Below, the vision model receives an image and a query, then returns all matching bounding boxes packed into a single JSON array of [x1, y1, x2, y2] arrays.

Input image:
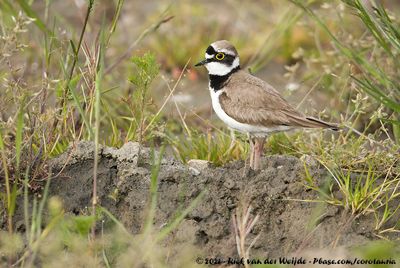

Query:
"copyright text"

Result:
[[195, 256, 397, 266]]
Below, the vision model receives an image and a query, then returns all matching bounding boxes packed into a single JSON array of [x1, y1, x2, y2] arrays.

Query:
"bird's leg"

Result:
[[249, 136, 255, 170], [242, 135, 252, 177], [228, 128, 236, 152], [253, 137, 266, 170]]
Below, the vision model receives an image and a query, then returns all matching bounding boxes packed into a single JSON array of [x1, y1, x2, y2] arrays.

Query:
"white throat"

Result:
[[205, 57, 239, 76]]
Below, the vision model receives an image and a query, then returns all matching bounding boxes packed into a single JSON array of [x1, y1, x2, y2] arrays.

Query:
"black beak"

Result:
[[195, 58, 209, 67]]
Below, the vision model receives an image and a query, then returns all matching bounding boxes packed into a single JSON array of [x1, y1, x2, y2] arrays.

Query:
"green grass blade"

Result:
[[371, 3, 400, 52], [143, 146, 165, 234], [351, 76, 400, 113], [24, 169, 30, 243], [349, 0, 392, 55], [107, 0, 125, 44], [289, 0, 393, 86], [156, 190, 205, 242], [91, 17, 106, 238], [68, 79, 94, 138], [16, 0, 50, 33], [0, 132, 10, 208], [0, 131, 13, 233], [36, 174, 52, 237], [1, 0, 17, 16], [290, 0, 400, 142], [97, 206, 130, 235], [15, 105, 24, 178], [10, 183, 18, 217], [56, 0, 95, 132]]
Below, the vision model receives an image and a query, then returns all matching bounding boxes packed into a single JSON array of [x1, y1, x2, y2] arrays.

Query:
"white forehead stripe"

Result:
[[205, 53, 213, 59], [216, 48, 236, 56]]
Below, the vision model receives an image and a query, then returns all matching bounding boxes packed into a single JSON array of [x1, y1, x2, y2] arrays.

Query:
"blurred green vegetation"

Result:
[[1, 0, 400, 266]]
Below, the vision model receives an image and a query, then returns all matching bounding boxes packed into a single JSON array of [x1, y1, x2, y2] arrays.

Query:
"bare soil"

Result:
[[9, 142, 399, 260]]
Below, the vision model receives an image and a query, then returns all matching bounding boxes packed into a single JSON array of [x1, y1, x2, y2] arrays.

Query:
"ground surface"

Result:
[[10, 142, 395, 261]]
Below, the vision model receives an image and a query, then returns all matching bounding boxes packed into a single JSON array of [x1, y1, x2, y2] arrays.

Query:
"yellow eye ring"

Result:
[[215, 53, 225, 60]]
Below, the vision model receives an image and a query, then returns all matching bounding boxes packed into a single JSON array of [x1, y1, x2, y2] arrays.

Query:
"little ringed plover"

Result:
[[195, 40, 338, 170]]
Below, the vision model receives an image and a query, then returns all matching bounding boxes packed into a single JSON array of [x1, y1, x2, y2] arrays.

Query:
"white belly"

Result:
[[210, 88, 291, 137]]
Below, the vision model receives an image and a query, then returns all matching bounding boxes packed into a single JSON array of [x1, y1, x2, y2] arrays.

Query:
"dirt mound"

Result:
[[11, 142, 390, 258]]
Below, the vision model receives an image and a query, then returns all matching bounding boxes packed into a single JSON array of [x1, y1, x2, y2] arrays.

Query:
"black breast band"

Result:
[[209, 66, 240, 91]]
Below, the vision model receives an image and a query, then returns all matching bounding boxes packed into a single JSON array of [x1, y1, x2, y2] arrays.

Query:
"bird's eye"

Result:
[[215, 53, 225, 60]]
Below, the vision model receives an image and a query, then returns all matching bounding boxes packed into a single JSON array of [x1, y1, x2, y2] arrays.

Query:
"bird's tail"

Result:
[[305, 117, 339, 131], [283, 111, 339, 130]]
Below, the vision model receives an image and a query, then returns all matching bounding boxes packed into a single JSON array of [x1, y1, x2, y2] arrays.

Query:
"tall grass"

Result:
[[91, 18, 107, 239], [1, 0, 400, 265], [290, 0, 400, 143], [232, 205, 260, 268], [0, 0, 185, 265], [0, 0, 171, 189], [169, 129, 249, 165], [129, 52, 160, 148], [0, 131, 13, 234], [1, 145, 205, 267]]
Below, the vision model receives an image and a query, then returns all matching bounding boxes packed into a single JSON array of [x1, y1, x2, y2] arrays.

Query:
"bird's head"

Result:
[[195, 40, 240, 76]]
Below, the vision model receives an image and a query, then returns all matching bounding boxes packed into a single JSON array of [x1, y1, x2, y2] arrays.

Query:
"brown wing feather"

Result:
[[220, 70, 338, 129]]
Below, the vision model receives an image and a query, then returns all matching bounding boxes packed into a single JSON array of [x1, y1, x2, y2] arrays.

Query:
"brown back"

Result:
[[219, 70, 337, 129]]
